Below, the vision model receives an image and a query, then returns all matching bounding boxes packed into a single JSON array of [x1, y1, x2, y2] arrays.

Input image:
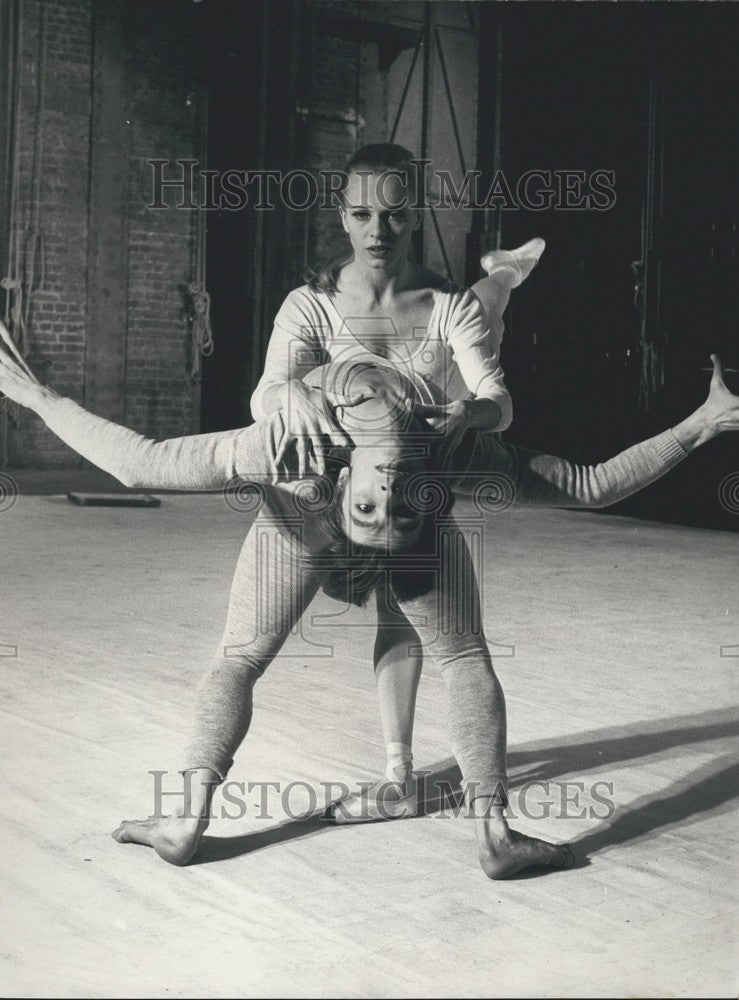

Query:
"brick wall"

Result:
[[2, 0, 202, 467], [3, 0, 479, 461], [124, 0, 202, 439]]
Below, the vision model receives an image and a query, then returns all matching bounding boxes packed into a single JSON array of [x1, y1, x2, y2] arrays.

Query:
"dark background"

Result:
[[201, 1, 737, 529], [1, 0, 736, 528]]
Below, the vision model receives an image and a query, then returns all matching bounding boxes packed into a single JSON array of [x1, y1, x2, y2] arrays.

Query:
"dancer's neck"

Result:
[[339, 257, 418, 305]]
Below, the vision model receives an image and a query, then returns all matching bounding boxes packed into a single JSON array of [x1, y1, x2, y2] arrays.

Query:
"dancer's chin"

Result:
[[359, 248, 402, 269]]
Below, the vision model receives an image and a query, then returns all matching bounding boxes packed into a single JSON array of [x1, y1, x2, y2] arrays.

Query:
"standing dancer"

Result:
[[251, 143, 543, 814], [2, 319, 736, 878]]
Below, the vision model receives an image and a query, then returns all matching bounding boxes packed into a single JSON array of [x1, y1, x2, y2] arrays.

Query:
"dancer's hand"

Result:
[[0, 320, 45, 409], [671, 355, 739, 453], [700, 355, 739, 435], [414, 399, 469, 435], [274, 378, 358, 477], [344, 366, 413, 411], [413, 400, 470, 468]]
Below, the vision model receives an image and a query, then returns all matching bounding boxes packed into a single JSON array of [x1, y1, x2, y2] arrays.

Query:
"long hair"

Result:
[[305, 143, 423, 296]]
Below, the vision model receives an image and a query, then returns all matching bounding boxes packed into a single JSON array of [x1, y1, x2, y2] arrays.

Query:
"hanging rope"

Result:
[[637, 21, 665, 417], [2, 1, 48, 464], [186, 203, 214, 380], [186, 279, 214, 383], [187, 55, 214, 384], [24, 0, 47, 347], [2, 0, 47, 359], [3, 1, 24, 347]]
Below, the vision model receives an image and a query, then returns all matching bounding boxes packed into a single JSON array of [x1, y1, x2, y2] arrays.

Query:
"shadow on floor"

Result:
[[7, 467, 204, 496], [193, 705, 739, 867]]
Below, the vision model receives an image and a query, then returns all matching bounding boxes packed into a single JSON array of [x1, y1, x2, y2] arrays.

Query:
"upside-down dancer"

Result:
[[1, 317, 736, 878]]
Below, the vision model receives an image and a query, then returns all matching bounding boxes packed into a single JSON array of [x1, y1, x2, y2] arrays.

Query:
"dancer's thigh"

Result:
[[221, 510, 325, 674], [374, 582, 422, 664], [393, 519, 489, 665]]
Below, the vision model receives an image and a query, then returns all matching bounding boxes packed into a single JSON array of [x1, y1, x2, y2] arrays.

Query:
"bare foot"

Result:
[[474, 815, 576, 879], [112, 812, 208, 866], [112, 768, 218, 866], [477, 827, 576, 880]]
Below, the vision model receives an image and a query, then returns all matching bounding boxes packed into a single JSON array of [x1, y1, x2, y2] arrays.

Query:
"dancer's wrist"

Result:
[[27, 383, 61, 416], [262, 379, 304, 414], [671, 405, 717, 452]]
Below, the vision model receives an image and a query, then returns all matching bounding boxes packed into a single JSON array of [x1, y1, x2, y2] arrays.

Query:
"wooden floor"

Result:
[[1, 488, 737, 998]]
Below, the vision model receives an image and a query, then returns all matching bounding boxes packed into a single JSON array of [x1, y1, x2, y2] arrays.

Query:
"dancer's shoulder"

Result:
[[276, 283, 322, 316], [273, 284, 333, 340], [431, 282, 485, 336]]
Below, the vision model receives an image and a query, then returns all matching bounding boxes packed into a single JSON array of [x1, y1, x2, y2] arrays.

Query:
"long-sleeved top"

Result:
[[249, 283, 514, 431], [36, 361, 688, 515]]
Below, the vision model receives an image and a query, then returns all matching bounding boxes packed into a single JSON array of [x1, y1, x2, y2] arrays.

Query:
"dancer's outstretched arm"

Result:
[[450, 356, 738, 507], [15, 387, 286, 490], [0, 321, 347, 490]]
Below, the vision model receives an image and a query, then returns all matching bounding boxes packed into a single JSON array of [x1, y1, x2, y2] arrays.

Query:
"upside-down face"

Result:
[[337, 439, 426, 551]]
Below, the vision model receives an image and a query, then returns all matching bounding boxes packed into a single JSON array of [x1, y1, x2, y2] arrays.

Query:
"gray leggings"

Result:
[[184, 508, 506, 801], [183, 428, 686, 800]]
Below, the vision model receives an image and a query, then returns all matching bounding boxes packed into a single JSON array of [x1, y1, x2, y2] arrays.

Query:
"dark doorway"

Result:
[[483, 3, 738, 529], [200, 0, 310, 433], [199, 1, 260, 432]]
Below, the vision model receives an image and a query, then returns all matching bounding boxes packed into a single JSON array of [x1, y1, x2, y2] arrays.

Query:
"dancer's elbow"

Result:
[[495, 397, 513, 433], [578, 471, 617, 508], [112, 452, 156, 489], [486, 391, 512, 433], [251, 379, 288, 420], [588, 492, 615, 509], [114, 466, 144, 489]]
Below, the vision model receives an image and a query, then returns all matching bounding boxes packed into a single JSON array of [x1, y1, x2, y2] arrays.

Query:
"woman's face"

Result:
[[339, 442, 426, 550], [339, 170, 420, 271]]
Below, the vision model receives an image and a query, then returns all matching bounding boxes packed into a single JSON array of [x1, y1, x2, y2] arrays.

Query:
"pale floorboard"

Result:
[[1, 492, 737, 998]]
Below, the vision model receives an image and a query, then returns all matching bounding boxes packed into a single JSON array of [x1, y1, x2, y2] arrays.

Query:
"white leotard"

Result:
[[250, 283, 513, 430]]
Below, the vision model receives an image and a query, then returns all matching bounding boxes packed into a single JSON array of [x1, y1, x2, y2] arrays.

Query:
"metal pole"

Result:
[[491, 10, 504, 250], [419, 2, 434, 262]]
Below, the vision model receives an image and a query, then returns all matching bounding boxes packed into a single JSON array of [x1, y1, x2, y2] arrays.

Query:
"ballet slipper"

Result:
[[326, 773, 419, 824], [480, 237, 546, 288]]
